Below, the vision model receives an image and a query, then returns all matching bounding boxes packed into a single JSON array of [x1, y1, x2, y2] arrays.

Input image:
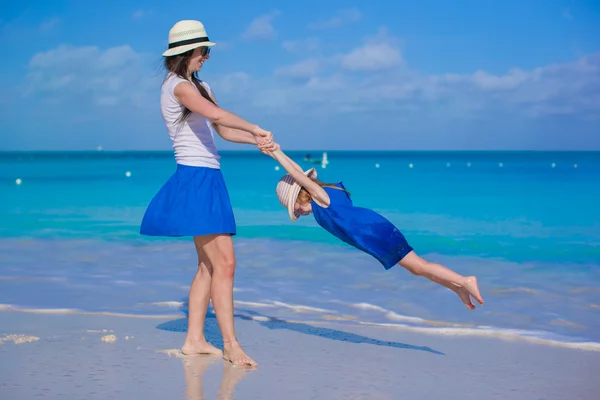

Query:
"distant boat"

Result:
[[304, 152, 329, 168]]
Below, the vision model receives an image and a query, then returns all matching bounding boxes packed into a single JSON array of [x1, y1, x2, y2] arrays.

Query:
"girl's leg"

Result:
[[195, 234, 256, 366], [182, 239, 223, 356], [399, 251, 484, 310]]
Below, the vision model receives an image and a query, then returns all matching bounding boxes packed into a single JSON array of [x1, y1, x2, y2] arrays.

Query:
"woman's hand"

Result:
[[257, 137, 279, 154], [252, 126, 273, 142]]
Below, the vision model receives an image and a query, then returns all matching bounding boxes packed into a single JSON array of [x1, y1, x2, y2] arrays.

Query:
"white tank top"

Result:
[[160, 73, 220, 168]]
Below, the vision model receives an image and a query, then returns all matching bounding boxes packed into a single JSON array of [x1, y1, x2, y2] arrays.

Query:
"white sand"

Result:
[[0, 310, 598, 399]]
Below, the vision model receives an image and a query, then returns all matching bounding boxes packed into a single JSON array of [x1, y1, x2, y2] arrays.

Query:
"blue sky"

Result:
[[1, 0, 599, 151]]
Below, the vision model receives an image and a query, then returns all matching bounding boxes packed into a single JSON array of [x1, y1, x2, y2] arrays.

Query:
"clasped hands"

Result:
[[253, 127, 279, 154]]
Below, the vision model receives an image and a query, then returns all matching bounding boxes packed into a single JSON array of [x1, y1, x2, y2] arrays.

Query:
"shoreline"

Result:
[[1, 309, 598, 399], [2, 304, 599, 353]]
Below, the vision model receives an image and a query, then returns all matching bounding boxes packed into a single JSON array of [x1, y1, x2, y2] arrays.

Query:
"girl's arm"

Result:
[[270, 149, 330, 206], [261, 143, 303, 172]]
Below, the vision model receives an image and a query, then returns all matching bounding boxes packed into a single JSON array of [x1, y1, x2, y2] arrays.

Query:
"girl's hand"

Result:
[[257, 138, 279, 154], [256, 136, 277, 153]]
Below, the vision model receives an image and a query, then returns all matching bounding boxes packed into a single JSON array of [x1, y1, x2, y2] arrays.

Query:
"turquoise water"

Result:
[[1, 151, 599, 345]]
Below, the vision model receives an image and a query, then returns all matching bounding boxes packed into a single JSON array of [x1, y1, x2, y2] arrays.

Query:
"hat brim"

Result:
[[162, 41, 216, 57], [286, 168, 317, 222]]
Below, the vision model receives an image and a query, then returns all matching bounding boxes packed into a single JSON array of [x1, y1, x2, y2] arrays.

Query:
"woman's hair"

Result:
[[164, 49, 216, 123], [297, 177, 350, 205]]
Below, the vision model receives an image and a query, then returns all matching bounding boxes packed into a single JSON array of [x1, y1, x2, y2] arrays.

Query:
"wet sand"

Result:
[[0, 309, 598, 399]]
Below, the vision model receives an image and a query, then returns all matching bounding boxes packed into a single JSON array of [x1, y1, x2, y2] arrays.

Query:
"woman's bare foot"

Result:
[[181, 340, 223, 356], [223, 341, 257, 367]]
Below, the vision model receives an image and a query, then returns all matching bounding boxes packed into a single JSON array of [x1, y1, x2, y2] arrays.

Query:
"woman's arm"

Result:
[[212, 124, 256, 145], [206, 90, 274, 148], [174, 82, 270, 139], [270, 149, 330, 206]]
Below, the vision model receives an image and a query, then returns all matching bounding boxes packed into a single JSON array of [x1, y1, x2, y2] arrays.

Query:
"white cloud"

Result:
[[21, 31, 600, 140], [39, 17, 60, 32], [241, 11, 280, 40], [213, 46, 600, 123], [282, 37, 320, 53], [25, 44, 158, 108], [132, 10, 146, 19], [275, 59, 321, 78], [441, 68, 529, 91], [340, 42, 403, 71], [308, 8, 362, 30]]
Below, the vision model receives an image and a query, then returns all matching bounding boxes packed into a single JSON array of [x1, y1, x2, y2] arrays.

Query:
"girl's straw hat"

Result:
[[163, 20, 216, 57], [276, 168, 317, 222]]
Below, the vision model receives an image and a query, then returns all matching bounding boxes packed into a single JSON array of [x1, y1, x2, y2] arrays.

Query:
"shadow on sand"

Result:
[[156, 307, 444, 356]]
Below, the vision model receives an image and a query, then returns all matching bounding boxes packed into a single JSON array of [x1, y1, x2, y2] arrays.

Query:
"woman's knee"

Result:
[[197, 234, 237, 280], [213, 256, 236, 279]]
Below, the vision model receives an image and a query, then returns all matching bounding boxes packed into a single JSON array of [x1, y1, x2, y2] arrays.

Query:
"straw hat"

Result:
[[276, 168, 318, 222], [163, 20, 216, 57]]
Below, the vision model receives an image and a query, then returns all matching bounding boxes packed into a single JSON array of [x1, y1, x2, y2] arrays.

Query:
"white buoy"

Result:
[[375, 163, 380, 168], [551, 163, 556, 168], [409, 163, 414, 168], [274, 166, 280, 171], [15, 178, 22, 185], [574, 164, 578, 168], [499, 162, 503, 168], [467, 162, 471, 167], [125, 171, 131, 177]]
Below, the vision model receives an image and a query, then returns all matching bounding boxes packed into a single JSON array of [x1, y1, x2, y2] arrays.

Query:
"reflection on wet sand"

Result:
[[182, 356, 256, 400]]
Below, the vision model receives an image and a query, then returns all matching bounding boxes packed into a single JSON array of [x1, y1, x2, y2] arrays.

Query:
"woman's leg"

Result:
[[399, 251, 484, 310], [182, 239, 223, 356], [195, 233, 256, 366]]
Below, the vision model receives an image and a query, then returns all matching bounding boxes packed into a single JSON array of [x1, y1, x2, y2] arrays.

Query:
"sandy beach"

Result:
[[1, 308, 598, 400]]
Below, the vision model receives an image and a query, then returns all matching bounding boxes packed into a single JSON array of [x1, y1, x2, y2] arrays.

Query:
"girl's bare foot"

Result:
[[453, 276, 484, 310], [181, 340, 223, 356], [223, 341, 257, 367], [463, 276, 484, 305], [455, 286, 476, 310]]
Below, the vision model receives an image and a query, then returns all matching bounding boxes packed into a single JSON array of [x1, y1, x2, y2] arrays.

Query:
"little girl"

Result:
[[269, 148, 484, 310]]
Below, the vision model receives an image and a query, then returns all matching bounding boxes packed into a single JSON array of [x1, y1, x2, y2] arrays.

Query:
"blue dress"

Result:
[[311, 183, 413, 269]]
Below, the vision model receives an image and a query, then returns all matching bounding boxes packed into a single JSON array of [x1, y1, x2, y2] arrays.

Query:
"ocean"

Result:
[[1, 150, 599, 347]]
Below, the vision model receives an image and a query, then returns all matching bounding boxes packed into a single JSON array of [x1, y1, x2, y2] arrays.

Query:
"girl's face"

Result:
[[188, 46, 211, 74], [293, 201, 313, 219]]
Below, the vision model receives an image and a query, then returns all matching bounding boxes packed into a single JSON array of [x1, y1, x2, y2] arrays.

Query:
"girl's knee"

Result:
[[403, 263, 424, 276], [399, 252, 426, 275]]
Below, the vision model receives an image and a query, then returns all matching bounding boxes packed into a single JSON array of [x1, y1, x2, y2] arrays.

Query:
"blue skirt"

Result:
[[140, 164, 236, 237]]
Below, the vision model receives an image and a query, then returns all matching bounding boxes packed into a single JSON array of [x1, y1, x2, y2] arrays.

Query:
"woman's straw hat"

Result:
[[163, 20, 216, 57], [276, 168, 317, 222]]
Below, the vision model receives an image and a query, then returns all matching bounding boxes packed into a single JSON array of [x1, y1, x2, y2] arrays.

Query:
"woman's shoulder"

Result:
[[163, 73, 190, 89]]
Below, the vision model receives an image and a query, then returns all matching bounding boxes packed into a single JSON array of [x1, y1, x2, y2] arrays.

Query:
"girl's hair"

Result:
[[164, 49, 216, 123], [297, 177, 350, 205]]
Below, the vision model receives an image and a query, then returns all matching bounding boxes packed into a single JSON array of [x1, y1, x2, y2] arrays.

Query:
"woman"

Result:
[[141, 20, 274, 366]]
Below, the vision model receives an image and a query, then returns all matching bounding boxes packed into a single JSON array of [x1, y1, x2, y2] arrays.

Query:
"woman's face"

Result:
[[188, 46, 211, 74]]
